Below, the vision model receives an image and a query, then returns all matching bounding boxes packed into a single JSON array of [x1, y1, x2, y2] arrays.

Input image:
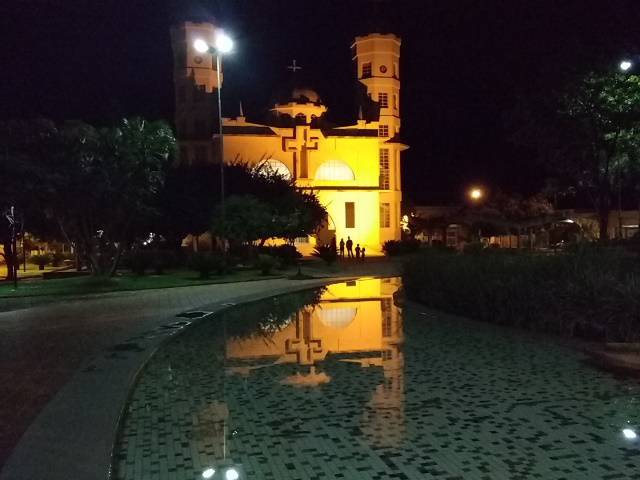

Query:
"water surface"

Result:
[[115, 277, 639, 479]]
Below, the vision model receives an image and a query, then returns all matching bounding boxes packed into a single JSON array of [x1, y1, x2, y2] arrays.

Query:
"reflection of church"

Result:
[[170, 22, 407, 254], [225, 277, 406, 447]]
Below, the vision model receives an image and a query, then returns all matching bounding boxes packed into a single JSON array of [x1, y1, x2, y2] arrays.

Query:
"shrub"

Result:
[[257, 244, 302, 267], [255, 254, 278, 275], [382, 239, 421, 256], [312, 244, 338, 265], [187, 252, 228, 279], [30, 254, 51, 270], [128, 250, 152, 276], [402, 247, 640, 342], [51, 252, 73, 267]]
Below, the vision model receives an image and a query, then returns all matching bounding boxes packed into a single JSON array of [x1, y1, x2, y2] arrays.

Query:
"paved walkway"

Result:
[[0, 259, 399, 475]]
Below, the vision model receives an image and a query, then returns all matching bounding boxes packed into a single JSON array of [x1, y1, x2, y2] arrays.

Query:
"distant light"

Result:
[[225, 468, 240, 480], [620, 60, 633, 71], [202, 468, 216, 479], [193, 38, 209, 53], [622, 428, 637, 440], [215, 31, 234, 54], [469, 188, 483, 201]]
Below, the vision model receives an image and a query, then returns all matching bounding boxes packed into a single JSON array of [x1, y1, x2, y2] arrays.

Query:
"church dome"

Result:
[[289, 87, 322, 104]]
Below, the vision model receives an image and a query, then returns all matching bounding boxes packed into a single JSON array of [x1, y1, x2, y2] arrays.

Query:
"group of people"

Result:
[[339, 236, 365, 260]]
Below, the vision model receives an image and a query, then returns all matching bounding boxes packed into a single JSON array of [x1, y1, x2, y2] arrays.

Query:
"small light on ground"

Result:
[[225, 467, 240, 480], [620, 60, 633, 71], [622, 428, 637, 440], [202, 467, 216, 479]]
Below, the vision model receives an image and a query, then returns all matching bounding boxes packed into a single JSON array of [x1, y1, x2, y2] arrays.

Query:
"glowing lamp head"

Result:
[[620, 60, 633, 72], [225, 467, 240, 480], [215, 31, 233, 54], [469, 188, 483, 201], [622, 428, 637, 440], [202, 468, 216, 479], [193, 38, 210, 54]]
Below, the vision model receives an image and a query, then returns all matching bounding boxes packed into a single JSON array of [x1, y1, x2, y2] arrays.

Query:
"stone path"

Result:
[[0, 259, 399, 474]]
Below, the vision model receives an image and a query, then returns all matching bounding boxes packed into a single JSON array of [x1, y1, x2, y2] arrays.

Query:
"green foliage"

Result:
[[187, 252, 229, 279], [29, 253, 51, 267], [257, 244, 301, 267], [51, 252, 73, 267], [212, 195, 273, 245], [403, 247, 640, 342], [255, 254, 278, 275], [382, 239, 421, 256], [127, 250, 153, 276], [513, 72, 640, 240], [0, 117, 176, 276], [224, 287, 326, 340], [312, 244, 338, 265]]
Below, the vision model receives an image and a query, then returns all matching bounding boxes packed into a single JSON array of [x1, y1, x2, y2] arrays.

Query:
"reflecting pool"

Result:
[[114, 277, 639, 479]]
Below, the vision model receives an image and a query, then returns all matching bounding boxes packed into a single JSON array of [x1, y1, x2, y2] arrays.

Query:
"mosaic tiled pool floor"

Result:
[[114, 278, 639, 479]]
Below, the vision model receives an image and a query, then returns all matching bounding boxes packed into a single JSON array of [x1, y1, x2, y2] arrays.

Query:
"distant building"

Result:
[[170, 22, 407, 254]]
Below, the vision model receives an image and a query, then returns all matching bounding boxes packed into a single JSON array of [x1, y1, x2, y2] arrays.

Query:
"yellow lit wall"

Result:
[[172, 23, 407, 254]]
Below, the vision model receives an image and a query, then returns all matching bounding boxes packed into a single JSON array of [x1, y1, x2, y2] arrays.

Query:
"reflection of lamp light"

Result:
[[318, 307, 358, 329], [623, 428, 637, 440], [202, 468, 215, 479], [226, 468, 240, 480]]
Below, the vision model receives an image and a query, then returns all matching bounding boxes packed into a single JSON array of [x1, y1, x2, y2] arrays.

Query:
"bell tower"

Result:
[[170, 21, 222, 165], [352, 33, 404, 244], [352, 33, 401, 137]]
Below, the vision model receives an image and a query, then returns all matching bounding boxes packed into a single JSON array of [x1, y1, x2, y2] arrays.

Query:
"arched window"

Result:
[[257, 159, 291, 180], [314, 160, 355, 181]]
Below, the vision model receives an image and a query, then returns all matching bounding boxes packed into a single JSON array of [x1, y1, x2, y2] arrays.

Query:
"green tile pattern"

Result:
[[114, 280, 639, 479]]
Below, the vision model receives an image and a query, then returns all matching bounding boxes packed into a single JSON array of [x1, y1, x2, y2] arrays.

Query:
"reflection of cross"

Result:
[[285, 311, 323, 365], [287, 59, 302, 73]]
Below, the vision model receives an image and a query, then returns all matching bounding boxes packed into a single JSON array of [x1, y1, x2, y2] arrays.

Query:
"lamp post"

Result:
[[468, 187, 485, 241], [194, 31, 233, 248]]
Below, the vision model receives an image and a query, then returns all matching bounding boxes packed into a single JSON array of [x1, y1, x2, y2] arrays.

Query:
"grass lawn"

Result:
[[0, 268, 290, 299]]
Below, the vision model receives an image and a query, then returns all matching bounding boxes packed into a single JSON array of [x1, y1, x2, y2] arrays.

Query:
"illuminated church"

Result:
[[171, 22, 407, 254]]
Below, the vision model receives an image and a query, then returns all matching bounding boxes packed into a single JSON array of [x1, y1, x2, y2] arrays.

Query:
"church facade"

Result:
[[171, 22, 407, 254]]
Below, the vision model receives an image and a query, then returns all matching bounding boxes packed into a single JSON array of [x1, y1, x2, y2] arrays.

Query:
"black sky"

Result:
[[2, 0, 640, 204]]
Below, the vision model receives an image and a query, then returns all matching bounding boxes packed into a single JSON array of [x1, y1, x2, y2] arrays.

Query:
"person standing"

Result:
[[346, 237, 353, 258], [361, 247, 365, 260], [355, 244, 361, 260], [339, 238, 345, 257]]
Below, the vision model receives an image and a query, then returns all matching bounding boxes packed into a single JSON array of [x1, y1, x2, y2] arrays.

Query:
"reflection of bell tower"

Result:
[[170, 21, 222, 165], [362, 280, 406, 447]]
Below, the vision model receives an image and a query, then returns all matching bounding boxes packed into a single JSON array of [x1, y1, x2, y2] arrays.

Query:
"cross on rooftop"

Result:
[[287, 59, 302, 73]]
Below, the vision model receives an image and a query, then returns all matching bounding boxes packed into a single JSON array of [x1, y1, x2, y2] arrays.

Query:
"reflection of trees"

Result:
[[225, 287, 326, 340]]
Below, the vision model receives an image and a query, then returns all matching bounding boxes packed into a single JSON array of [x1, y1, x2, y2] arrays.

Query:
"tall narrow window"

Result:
[[378, 124, 389, 137], [345, 202, 355, 228], [378, 92, 389, 108], [381, 298, 392, 336], [362, 62, 372, 78], [393, 94, 398, 110], [379, 148, 390, 190], [300, 146, 308, 178], [393, 62, 398, 78], [380, 202, 391, 228]]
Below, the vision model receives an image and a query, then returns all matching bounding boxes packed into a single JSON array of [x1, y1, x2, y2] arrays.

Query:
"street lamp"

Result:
[[469, 187, 483, 202], [620, 59, 633, 72], [193, 30, 233, 249]]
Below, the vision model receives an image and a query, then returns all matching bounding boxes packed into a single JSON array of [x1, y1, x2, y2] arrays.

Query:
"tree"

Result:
[[1, 117, 176, 276], [514, 72, 640, 241]]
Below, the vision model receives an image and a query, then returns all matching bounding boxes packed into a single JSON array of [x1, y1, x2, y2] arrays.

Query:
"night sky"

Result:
[[2, 0, 640, 204]]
